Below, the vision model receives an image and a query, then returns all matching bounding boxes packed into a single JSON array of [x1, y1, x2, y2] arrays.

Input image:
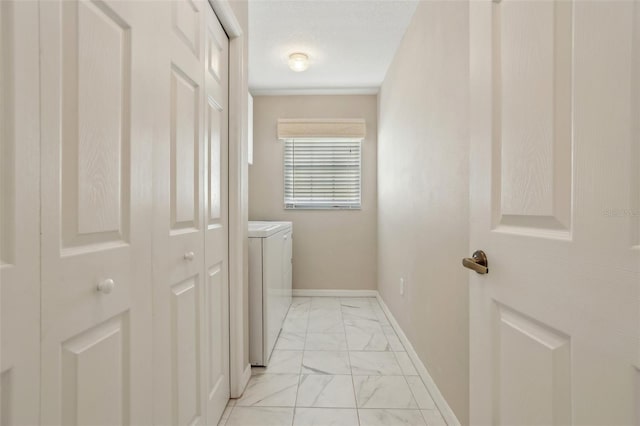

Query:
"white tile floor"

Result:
[[218, 297, 448, 426]]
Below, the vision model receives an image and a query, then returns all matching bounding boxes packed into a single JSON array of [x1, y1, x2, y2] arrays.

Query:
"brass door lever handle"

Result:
[[462, 250, 488, 274]]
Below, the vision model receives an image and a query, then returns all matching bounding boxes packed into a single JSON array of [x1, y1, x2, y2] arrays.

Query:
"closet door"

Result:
[[152, 0, 208, 424], [0, 2, 41, 424], [203, 6, 230, 424], [39, 0, 156, 423]]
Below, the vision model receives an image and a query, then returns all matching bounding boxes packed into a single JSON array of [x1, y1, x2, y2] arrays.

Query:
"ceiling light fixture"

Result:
[[288, 53, 309, 72]]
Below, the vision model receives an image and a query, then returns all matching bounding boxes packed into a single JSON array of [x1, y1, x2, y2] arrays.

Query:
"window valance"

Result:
[[277, 118, 366, 140]]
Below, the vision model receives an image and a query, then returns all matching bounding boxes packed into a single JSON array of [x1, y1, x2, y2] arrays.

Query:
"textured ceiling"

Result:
[[248, 0, 419, 95]]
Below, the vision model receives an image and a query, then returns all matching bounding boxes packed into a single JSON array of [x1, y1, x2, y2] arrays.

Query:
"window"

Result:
[[284, 138, 361, 209]]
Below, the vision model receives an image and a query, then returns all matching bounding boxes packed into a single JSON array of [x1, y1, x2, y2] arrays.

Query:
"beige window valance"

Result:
[[277, 119, 366, 140]]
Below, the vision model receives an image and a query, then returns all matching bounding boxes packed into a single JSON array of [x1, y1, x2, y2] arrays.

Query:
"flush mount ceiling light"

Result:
[[288, 53, 309, 72]]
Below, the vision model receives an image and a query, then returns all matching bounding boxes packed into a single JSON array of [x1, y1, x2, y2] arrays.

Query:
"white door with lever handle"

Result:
[[469, 1, 640, 424]]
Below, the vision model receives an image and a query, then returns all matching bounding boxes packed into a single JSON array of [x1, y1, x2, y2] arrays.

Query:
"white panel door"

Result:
[[0, 2, 40, 424], [469, 1, 640, 424], [152, 0, 208, 424], [39, 0, 156, 423], [203, 5, 230, 424]]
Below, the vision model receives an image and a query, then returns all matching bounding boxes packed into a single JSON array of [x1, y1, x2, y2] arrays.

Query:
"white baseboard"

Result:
[[292, 289, 378, 298], [376, 293, 461, 426]]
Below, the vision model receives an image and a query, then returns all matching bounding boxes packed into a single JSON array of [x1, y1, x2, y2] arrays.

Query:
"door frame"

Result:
[[208, 0, 251, 399]]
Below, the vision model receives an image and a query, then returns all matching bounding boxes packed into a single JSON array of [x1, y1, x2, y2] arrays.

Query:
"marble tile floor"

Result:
[[219, 297, 448, 426]]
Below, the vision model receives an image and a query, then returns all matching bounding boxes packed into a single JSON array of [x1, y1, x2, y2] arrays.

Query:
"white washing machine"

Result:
[[248, 221, 293, 366]]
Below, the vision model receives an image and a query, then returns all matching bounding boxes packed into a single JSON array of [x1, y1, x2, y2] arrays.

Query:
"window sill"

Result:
[[284, 205, 362, 211]]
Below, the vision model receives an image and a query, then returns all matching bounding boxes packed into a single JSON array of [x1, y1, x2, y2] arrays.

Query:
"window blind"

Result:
[[284, 138, 362, 209]]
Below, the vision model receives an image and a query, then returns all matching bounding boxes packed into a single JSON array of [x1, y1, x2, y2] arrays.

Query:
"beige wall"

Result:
[[249, 95, 377, 291], [377, 2, 470, 423]]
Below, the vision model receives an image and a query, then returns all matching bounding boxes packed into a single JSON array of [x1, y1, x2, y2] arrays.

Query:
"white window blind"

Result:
[[284, 138, 362, 209]]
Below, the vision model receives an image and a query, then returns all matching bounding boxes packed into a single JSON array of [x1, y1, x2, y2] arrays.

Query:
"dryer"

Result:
[[248, 221, 293, 366]]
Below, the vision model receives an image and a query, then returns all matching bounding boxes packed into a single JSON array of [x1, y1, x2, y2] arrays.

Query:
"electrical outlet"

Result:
[[400, 277, 405, 296]]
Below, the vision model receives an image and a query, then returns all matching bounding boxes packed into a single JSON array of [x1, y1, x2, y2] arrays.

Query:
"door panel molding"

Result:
[[171, 276, 202, 426], [60, 0, 132, 252], [491, 0, 573, 239], [170, 64, 201, 232], [173, 0, 201, 58], [494, 304, 571, 425], [61, 313, 130, 426]]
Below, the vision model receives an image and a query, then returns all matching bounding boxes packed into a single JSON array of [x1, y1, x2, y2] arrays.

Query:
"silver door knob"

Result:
[[97, 278, 115, 294], [184, 251, 195, 261], [462, 250, 489, 274]]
